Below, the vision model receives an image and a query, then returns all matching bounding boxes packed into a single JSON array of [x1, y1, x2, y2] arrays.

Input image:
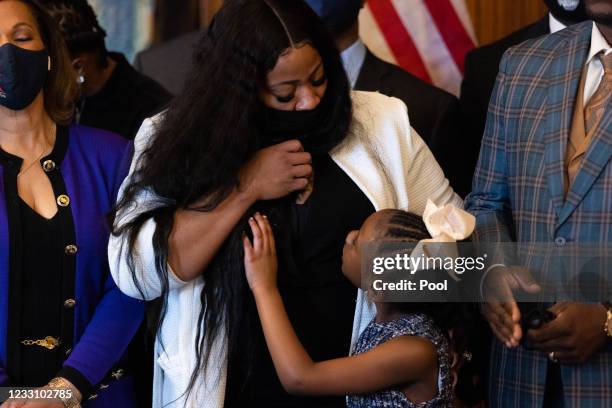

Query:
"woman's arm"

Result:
[[60, 275, 144, 398], [168, 140, 312, 281], [403, 124, 463, 214], [244, 215, 436, 396]]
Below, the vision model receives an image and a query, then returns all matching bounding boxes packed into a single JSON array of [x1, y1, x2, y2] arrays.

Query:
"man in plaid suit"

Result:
[[465, 0, 612, 406]]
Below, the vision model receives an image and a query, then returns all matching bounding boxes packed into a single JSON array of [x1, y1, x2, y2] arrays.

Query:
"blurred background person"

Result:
[[133, 30, 200, 96], [0, 0, 143, 406], [304, 0, 463, 195], [43, 0, 171, 139]]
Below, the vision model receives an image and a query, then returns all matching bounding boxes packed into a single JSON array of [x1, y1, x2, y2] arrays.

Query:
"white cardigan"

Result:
[[109, 90, 462, 407]]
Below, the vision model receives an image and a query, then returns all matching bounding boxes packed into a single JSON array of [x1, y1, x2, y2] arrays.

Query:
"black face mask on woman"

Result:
[[259, 91, 341, 154], [0, 43, 48, 111]]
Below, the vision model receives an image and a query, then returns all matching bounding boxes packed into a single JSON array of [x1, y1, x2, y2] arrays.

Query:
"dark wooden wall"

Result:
[[465, 0, 548, 46]]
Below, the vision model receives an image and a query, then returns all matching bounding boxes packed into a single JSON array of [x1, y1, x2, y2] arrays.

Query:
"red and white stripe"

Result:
[[359, 0, 477, 96]]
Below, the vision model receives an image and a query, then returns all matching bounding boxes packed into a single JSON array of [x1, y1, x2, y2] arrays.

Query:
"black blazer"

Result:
[[355, 50, 460, 147], [133, 31, 202, 95], [355, 50, 462, 193], [456, 17, 550, 195]]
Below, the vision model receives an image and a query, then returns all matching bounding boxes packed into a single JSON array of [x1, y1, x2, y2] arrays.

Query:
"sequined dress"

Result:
[[347, 313, 453, 408]]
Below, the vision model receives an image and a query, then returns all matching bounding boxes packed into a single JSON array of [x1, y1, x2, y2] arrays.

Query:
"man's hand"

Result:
[[482, 266, 541, 347], [528, 302, 608, 364]]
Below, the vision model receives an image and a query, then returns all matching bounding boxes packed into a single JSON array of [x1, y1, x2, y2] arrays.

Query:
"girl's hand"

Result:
[[238, 140, 312, 202], [243, 213, 278, 294]]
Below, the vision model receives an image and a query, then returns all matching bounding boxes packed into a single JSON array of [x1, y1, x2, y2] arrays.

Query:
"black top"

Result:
[[355, 49, 460, 149], [77, 52, 172, 139], [0, 127, 89, 393], [18, 198, 64, 386], [231, 155, 375, 407]]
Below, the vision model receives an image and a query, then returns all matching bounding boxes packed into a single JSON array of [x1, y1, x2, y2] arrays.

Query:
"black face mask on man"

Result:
[[304, 0, 363, 35], [0, 43, 49, 111], [544, 0, 588, 24]]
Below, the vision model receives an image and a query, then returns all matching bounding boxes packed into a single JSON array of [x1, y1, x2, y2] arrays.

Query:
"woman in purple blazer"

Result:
[[0, 1, 143, 407]]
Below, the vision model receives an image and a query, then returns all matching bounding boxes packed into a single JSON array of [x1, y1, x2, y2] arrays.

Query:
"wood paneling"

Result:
[[200, 0, 223, 26], [154, 0, 200, 42], [465, 0, 548, 46]]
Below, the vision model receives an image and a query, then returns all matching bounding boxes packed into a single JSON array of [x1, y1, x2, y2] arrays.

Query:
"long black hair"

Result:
[[111, 0, 352, 400]]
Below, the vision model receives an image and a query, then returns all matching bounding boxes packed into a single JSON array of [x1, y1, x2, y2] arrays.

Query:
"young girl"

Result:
[[243, 210, 456, 407]]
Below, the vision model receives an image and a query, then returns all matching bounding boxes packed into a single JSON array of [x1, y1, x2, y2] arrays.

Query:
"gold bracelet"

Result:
[[47, 377, 82, 408], [20, 336, 61, 350]]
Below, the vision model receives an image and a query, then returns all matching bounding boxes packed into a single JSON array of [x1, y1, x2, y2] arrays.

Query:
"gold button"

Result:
[[56, 195, 70, 207], [64, 244, 78, 255], [64, 299, 76, 308], [111, 369, 124, 380], [42, 160, 56, 172]]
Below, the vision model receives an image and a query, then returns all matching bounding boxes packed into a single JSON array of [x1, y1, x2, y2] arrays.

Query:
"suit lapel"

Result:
[[543, 24, 591, 221], [355, 50, 390, 93], [560, 108, 612, 224]]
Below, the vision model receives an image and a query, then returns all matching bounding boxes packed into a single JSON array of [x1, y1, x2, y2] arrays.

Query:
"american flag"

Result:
[[359, 0, 477, 96]]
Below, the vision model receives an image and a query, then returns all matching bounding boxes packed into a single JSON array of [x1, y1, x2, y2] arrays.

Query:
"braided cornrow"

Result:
[[41, 0, 108, 65], [380, 210, 430, 242]]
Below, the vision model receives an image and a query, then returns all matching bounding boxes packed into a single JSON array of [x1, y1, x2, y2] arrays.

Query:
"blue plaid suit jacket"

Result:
[[465, 21, 612, 407]]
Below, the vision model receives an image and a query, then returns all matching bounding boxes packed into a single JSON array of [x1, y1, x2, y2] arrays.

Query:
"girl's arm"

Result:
[[244, 214, 437, 396]]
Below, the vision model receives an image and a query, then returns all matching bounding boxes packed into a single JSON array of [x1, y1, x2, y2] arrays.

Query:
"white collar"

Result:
[[340, 38, 367, 89], [548, 13, 567, 34], [587, 21, 612, 66]]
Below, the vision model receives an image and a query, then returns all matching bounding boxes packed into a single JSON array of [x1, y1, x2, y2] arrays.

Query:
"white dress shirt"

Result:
[[549, 12, 567, 34], [583, 22, 612, 105], [340, 38, 367, 88]]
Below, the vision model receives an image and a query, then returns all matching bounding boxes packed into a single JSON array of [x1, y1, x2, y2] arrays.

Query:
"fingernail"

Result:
[[263, 215, 268, 219]]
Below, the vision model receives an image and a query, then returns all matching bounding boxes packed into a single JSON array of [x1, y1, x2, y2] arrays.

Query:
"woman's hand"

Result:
[[238, 140, 312, 202], [243, 213, 278, 294]]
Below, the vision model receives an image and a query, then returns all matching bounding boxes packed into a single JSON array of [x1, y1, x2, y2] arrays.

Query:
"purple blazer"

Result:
[[0, 125, 144, 406]]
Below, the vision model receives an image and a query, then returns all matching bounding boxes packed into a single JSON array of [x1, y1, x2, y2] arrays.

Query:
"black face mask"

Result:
[[0, 43, 48, 111], [544, 0, 588, 24], [259, 91, 340, 154]]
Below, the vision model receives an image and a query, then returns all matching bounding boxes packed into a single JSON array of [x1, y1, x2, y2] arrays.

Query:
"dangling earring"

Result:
[[77, 68, 85, 85], [47, 56, 51, 71]]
